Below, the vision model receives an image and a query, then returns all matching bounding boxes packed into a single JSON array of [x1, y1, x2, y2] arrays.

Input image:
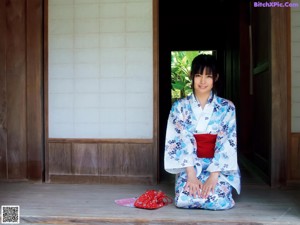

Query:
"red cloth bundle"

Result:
[[193, 134, 217, 158], [134, 190, 172, 209]]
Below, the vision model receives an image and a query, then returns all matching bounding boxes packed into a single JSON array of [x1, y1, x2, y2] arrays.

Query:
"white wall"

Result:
[[291, 1, 300, 132], [48, 0, 153, 138]]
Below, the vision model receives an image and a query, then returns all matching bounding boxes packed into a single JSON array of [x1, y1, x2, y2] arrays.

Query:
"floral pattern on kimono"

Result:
[[164, 93, 241, 210]]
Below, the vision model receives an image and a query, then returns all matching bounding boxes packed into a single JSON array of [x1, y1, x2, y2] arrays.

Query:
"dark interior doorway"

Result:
[[158, 0, 271, 185]]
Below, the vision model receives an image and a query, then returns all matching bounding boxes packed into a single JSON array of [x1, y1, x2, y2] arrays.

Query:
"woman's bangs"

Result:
[[195, 65, 214, 75]]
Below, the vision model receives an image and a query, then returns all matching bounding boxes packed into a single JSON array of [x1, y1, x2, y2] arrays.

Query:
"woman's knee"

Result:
[[204, 197, 235, 210]]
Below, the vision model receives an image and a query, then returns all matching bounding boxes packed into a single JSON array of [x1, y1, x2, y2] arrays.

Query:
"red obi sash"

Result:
[[193, 134, 217, 158]]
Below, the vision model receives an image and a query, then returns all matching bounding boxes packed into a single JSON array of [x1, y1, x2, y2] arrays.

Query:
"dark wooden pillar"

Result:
[[6, 0, 27, 179], [270, 7, 289, 187], [0, 0, 7, 179], [26, 0, 44, 180], [0, 0, 44, 181]]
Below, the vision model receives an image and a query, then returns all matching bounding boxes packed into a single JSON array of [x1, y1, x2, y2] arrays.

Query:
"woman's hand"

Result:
[[201, 171, 219, 198], [184, 167, 202, 197]]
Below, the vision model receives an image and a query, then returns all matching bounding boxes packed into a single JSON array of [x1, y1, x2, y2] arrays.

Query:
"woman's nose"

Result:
[[200, 76, 205, 83]]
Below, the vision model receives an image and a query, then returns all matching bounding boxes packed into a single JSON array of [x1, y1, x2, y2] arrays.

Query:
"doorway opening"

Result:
[[158, 0, 271, 186], [170, 50, 217, 103]]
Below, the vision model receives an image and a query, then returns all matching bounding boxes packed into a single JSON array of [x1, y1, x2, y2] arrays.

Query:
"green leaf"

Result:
[[172, 81, 185, 90], [171, 51, 198, 101]]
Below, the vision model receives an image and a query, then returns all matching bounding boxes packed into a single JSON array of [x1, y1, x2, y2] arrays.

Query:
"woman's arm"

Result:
[[164, 100, 196, 174], [207, 102, 238, 173]]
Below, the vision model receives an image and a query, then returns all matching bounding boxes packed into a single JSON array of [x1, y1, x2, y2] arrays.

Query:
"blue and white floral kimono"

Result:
[[164, 93, 241, 210]]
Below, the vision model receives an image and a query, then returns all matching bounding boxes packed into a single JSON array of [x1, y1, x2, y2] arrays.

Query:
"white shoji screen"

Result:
[[48, 0, 153, 138]]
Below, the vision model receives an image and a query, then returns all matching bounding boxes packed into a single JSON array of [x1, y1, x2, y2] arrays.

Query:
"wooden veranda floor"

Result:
[[0, 163, 300, 225]]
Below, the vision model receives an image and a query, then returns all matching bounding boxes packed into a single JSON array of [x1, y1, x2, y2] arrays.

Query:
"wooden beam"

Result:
[[270, 7, 289, 187], [152, 0, 159, 184], [6, 0, 27, 179], [0, 0, 7, 179], [44, 0, 49, 182], [26, 0, 44, 181], [48, 138, 153, 144]]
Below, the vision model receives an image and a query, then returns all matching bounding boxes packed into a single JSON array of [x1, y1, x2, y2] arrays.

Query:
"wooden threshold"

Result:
[[21, 216, 265, 225]]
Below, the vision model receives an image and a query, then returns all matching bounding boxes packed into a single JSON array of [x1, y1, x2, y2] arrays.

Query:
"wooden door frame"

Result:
[[250, 6, 290, 187], [0, 0, 44, 181], [42, 0, 290, 186], [153, 0, 159, 182]]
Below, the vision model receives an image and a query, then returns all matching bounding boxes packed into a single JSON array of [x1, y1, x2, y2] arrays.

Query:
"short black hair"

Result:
[[190, 54, 219, 94]]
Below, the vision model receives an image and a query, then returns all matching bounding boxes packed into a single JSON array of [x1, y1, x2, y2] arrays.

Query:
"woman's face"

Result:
[[193, 67, 214, 96]]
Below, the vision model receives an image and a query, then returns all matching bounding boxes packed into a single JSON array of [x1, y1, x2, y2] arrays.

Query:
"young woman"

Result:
[[164, 54, 241, 210]]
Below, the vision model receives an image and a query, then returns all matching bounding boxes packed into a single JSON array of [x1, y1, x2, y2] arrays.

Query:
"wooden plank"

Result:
[[20, 217, 271, 225], [286, 0, 293, 186], [99, 143, 152, 176], [270, 7, 289, 187], [72, 144, 98, 175], [49, 175, 100, 184], [0, 0, 7, 179], [48, 142, 153, 184], [48, 138, 153, 144], [290, 134, 300, 180], [44, 0, 49, 182], [0, 182, 300, 225], [49, 143, 72, 175], [26, 0, 44, 180], [49, 175, 152, 184], [6, 0, 27, 179], [152, 0, 159, 184], [125, 144, 152, 176], [99, 143, 123, 175]]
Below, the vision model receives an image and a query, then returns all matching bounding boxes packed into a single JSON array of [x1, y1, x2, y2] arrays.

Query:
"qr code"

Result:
[[1, 205, 20, 224]]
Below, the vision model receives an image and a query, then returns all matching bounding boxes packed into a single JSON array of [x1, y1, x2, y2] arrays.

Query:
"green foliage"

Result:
[[171, 51, 199, 102]]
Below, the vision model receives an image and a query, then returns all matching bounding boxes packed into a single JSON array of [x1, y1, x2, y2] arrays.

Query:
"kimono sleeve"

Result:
[[206, 104, 239, 173], [164, 101, 196, 174]]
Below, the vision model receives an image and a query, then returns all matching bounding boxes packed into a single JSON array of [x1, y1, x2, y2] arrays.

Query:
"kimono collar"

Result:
[[207, 92, 214, 104], [192, 91, 215, 106]]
